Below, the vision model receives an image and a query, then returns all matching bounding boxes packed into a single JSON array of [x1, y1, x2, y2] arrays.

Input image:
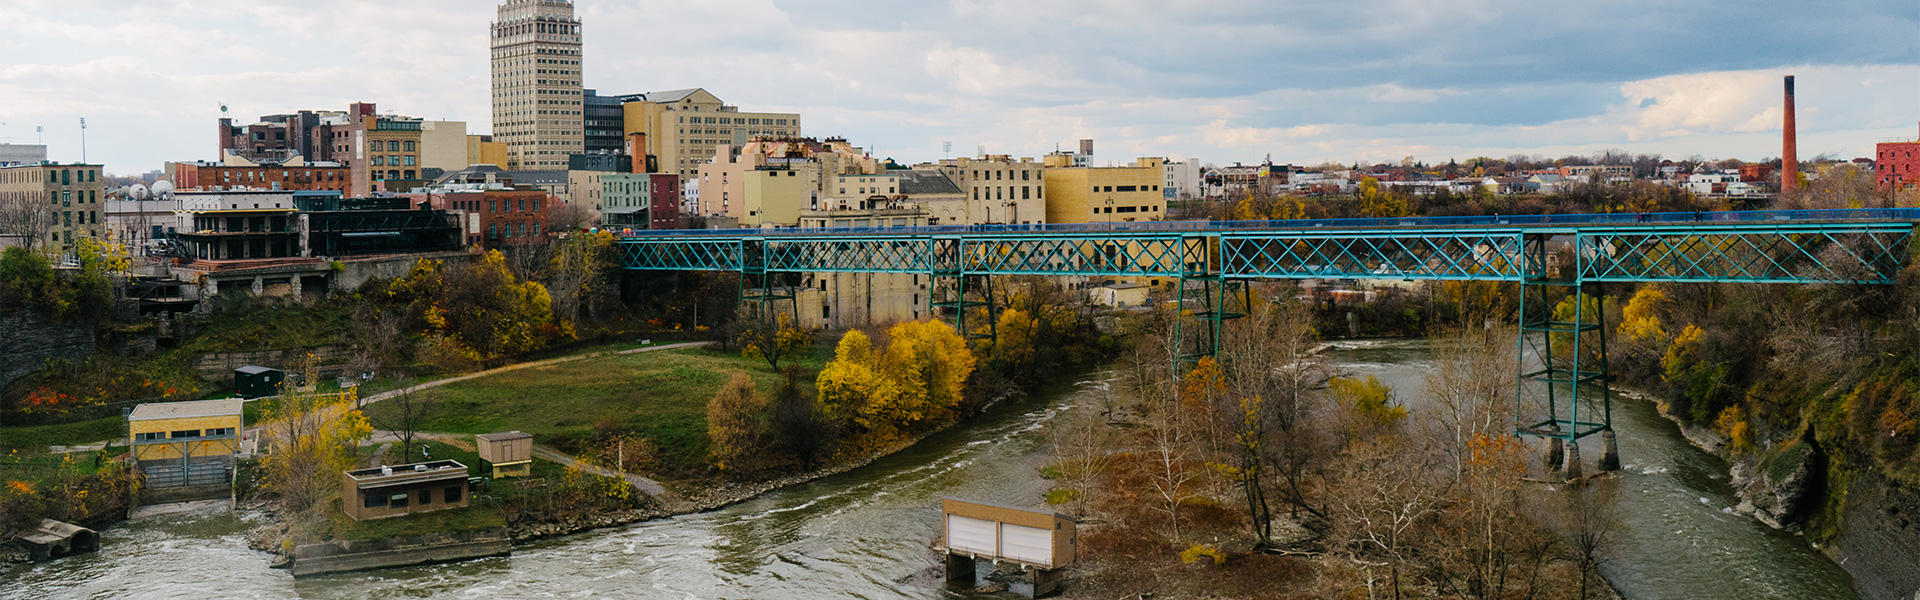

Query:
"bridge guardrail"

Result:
[[611, 208, 1920, 239]]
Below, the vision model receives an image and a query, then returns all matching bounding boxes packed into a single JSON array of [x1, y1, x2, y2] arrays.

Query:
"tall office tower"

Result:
[[491, 0, 583, 169]]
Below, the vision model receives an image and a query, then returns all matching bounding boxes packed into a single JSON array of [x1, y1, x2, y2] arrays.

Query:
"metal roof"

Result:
[[476, 431, 532, 442], [128, 398, 244, 422], [896, 170, 962, 196]]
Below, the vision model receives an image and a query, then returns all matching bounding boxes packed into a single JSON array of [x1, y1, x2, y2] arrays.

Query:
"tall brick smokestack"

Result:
[[1782, 75, 1798, 195]]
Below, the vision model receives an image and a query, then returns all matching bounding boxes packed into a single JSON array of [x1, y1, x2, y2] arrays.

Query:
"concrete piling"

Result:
[[1599, 430, 1620, 472], [945, 553, 976, 586], [1565, 441, 1584, 480]]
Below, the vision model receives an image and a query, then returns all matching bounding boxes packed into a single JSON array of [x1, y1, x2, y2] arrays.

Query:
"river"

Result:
[[3, 341, 1861, 599]]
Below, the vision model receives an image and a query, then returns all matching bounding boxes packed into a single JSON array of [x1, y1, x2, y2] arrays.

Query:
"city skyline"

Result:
[[0, 0, 1915, 174]]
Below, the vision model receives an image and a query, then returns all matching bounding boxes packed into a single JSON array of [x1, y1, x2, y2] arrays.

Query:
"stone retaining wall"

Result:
[[0, 310, 95, 392], [290, 526, 511, 578], [190, 346, 350, 379]]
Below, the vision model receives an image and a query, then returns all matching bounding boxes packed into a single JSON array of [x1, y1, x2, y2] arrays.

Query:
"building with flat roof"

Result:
[[922, 156, 1047, 226], [0, 162, 106, 251], [475, 432, 533, 478], [1042, 157, 1166, 225], [491, 0, 583, 169], [617, 88, 801, 178], [1877, 122, 1920, 191], [342, 460, 472, 520], [129, 398, 243, 490], [0, 143, 48, 166]]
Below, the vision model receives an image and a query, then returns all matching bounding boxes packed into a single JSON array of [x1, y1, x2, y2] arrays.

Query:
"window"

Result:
[[171, 430, 201, 438], [444, 486, 462, 503], [404, 156, 416, 166], [1116, 185, 1138, 192], [373, 156, 385, 166], [364, 495, 387, 509], [404, 141, 416, 152], [418, 489, 433, 505], [389, 493, 408, 508], [136, 432, 163, 442]]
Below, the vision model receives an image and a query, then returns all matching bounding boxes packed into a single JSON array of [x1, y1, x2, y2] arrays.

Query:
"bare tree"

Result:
[[1425, 326, 1520, 480], [1050, 396, 1115, 518], [0, 194, 54, 251], [1329, 442, 1442, 600], [1563, 480, 1621, 599], [381, 375, 439, 464]]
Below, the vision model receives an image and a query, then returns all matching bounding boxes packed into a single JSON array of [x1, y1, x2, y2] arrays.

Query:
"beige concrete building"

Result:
[[796, 206, 931, 328], [128, 399, 242, 490], [695, 138, 877, 226], [419, 121, 470, 173], [0, 162, 106, 252], [620, 89, 801, 178], [920, 156, 1048, 226], [1042, 157, 1167, 225], [490, 0, 584, 169]]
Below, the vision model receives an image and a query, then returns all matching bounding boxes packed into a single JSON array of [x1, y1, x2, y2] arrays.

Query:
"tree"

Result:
[[1146, 396, 1205, 542], [546, 231, 615, 327], [869, 320, 976, 433], [1329, 442, 1440, 600], [260, 360, 372, 515], [0, 246, 59, 314], [817, 330, 882, 428], [1563, 481, 1621, 599], [0, 193, 54, 251], [547, 201, 597, 232], [770, 368, 834, 470], [1048, 399, 1113, 518], [380, 376, 438, 464], [1426, 327, 1518, 479], [706, 374, 765, 473], [383, 251, 556, 365], [742, 312, 812, 371]]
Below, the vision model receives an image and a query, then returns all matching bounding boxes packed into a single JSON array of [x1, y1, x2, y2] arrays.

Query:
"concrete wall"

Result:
[[0, 310, 95, 392], [291, 526, 510, 578], [419, 121, 469, 173]]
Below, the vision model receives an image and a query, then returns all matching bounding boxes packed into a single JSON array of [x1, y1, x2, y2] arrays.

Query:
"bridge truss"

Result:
[[616, 217, 1914, 472]]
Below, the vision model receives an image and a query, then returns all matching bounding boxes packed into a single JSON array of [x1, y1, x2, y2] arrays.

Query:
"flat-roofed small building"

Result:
[[128, 399, 243, 489], [342, 460, 471, 520], [475, 432, 534, 478]]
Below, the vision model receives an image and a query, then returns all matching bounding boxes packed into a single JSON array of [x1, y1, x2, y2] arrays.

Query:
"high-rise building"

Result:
[[620, 88, 802, 178], [491, 0, 583, 170]]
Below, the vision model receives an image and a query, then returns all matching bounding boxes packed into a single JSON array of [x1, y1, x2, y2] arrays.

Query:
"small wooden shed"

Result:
[[233, 366, 284, 399], [475, 431, 534, 478]]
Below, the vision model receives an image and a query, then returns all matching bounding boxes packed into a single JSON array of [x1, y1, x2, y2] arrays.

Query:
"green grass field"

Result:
[[366, 344, 825, 474], [0, 417, 124, 453]]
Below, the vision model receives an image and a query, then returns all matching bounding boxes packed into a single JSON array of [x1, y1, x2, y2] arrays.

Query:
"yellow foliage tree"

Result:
[[261, 359, 372, 515], [1662, 324, 1706, 381], [1716, 405, 1754, 456], [817, 330, 883, 423], [1618, 286, 1669, 342], [707, 374, 765, 472], [817, 321, 977, 443], [988, 308, 1039, 371], [1331, 375, 1407, 439]]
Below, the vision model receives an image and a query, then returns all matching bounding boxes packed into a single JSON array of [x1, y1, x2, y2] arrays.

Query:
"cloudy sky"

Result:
[[1, 0, 1915, 175]]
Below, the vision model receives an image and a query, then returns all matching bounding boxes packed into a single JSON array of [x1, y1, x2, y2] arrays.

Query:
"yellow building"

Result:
[[1041, 157, 1167, 225], [418, 120, 471, 173], [0, 163, 107, 251], [696, 138, 877, 226], [128, 399, 243, 489], [467, 135, 510, 167], [620, 89, 801, 178]]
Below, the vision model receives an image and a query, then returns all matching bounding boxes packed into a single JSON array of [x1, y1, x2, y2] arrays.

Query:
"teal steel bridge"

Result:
[[615, 208, 1918, 472]]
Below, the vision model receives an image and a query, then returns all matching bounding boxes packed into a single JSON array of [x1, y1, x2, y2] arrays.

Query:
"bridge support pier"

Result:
[[1515, 238, 1616, 475], [1173, 275, 1250, 368], [1565, 442, 1584, 480], [1599, 430, 1620, 472]]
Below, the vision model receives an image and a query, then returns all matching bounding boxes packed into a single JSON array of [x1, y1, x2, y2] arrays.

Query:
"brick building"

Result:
[[167, 162, 349, 193], [1877, 123, 1920, 191], [411, 186, 552, 249]]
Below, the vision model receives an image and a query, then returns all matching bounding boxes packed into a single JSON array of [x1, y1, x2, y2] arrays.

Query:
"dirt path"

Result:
[[529, 444, 671, 500], [357, 341, 713, 408]]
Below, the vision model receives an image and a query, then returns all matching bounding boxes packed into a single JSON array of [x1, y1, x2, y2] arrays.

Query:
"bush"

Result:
[[1179, 543, 1226, 566]]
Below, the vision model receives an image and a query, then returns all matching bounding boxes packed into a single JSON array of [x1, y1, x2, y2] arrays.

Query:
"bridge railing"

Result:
[[613, 208, 1920, 239]]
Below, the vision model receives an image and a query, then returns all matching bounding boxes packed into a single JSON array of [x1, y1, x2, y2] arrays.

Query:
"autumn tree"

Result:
[[1426, 326, 1519, 479], [381, 251, 555, 368], [706, 374, 765, 473], [260, 360, 372, 516], [545, 231, 615, 328], [815, 321, 976, 446], [770, 368, 834, 470], [817, 329, 882, 428], [742, 312, 812, 371]]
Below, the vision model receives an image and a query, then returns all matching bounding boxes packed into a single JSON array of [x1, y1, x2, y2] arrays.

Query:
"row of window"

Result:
[[973, 169, 1036, 181], [371, 170, 418, 181], [218, 170, 344, 183], [134, 427, 235, 442], [679, 116, 792, 126], [371, 140, 416, 152], [973, 186, 1039, 201], [1095, 185, 1161, 192], [62, 211, 98, 227], [370, 156, 417, 167], [1093, 206, 1163, 214], [0, 168, 98, 185], [363, 485, 462, 509], [488, 222, 544, 239]]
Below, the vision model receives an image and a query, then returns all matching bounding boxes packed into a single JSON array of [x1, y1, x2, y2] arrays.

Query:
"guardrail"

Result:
[[616, 208, 1920, 239]]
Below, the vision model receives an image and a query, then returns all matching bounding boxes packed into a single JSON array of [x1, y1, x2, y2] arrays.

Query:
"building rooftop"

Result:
[[345, 460, 469, 488], [896, 170, 963, 195], [128, 398, 244, 422], [476, 431, 532, 442]]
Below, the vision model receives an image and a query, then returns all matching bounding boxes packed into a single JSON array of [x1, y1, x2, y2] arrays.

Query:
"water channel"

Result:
[[3, 340, 1860, 599]]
